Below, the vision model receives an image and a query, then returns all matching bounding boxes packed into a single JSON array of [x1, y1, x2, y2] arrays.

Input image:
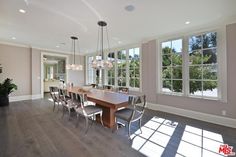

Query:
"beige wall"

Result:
[[0, 44, 85, 96], [0, 44, 31, 96], [139, 23, 236, 119]]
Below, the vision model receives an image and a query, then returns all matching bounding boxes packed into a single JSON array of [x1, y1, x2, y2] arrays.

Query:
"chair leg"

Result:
[[53, 102, 56, 112], [139, 119, 142, 133], [76, 114, 80, 128], [128, 122, 131, 138], [68, 108, 71, 120], [57, 101, 60, 112], [100, 112, 104, 126], [62, 106, 65, 118], [85, 116, 89, 134]]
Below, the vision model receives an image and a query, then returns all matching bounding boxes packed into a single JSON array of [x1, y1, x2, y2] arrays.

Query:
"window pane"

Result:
[[173, 80, 182, 93], [135, 68, 140, 77], [162, 55, 171, 66], [190, 81, 202, 96], [203, 81, 217, 97], [162, 80, 172, 92], [189, 50, 202, 65], [189, 66, 202, 79], [162, 41, 171, 55], [172, 67, 182, 79], [162, 67, 171, 79], [203, 32, 217, 49], [108, 78, 115, 85], [189, 35, 202, 51], [172, 39, 182, 53], [129, 69, 135, 77], [130, 78, 135, 87], [172, 53, 182, 66], [203, 49, 217, 64], [203, 65, 217, 80], [135, 78, 140, 88]]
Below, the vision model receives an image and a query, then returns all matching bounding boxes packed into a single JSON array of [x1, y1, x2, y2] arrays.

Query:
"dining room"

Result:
[[0, 0, 236, 157]]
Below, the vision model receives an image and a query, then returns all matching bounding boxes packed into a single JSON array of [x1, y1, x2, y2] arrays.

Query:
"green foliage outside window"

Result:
[[162, 32, 217, 95]]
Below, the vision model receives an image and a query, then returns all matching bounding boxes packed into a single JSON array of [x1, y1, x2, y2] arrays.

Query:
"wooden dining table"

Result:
[[66, 87, 129, 128]]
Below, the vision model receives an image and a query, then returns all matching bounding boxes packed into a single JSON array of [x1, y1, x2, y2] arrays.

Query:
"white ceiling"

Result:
[[0, 0, 236, 54]]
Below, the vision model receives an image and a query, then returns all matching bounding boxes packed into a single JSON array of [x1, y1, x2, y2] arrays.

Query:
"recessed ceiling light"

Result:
[[19, 9, 26, 14], [185, 21, 190, 25], [56, 45, 60, 48], [118, 41, 122, 44], [125, 5, 135, 12], [12, 37, 16, 40]]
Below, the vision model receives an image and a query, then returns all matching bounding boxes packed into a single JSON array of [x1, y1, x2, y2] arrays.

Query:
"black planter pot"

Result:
[[0, 95, 9, 107]]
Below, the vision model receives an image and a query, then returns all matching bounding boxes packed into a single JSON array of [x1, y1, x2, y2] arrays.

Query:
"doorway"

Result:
[[41, 52, 68, 98]]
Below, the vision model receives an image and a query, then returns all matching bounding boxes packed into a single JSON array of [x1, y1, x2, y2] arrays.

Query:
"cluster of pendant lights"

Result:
[[66, 21, 113, 71], [91, 21, 113, 70]]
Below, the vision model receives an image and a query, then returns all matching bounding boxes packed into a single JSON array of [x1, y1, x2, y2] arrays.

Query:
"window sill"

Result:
[[158, 92, 223, 102]]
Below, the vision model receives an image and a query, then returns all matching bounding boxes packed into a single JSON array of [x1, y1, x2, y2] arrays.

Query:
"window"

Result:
[[117, 50, 127, 87], [87, 56, 94, 84], [107, 52, 115, 86], [129, 48, 140, 88], [95, 55, 102, 85], [189, 32, 218, 98], [86, 47, 141, 90], [160, 31, 221, 99], [161, 39, 183, 94]]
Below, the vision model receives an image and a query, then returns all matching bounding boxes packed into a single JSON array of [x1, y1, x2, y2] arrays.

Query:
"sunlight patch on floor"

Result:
[[131, 117, 227, 157], [176, 125, 226, 157], [131, 116, 178, 157]]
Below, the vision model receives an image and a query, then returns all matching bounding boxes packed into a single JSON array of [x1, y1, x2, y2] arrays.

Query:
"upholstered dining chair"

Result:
[[114, 95, 147, 138], [117, 87, 129, 94], [59, 89, 76, 120], [49, 86, 60, 112], [90, 83, 98, 88], [75, 93, 103, 134], [103, 85, 113, 91]]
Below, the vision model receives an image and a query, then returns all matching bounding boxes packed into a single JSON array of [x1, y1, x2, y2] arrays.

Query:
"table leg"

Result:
[[95, 104, 116, 128]]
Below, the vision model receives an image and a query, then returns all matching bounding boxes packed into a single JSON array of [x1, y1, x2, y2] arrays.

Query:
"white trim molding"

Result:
[[146, 102, 236, 129], [9, 94, 42, 102]]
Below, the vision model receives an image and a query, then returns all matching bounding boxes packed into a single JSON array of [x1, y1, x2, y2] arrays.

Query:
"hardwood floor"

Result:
[[0, 97, 235, 157]]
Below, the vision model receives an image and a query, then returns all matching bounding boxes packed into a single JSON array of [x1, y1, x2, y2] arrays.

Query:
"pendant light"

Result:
[[66, 36, 83, 71], [91, 21, 113, 69]]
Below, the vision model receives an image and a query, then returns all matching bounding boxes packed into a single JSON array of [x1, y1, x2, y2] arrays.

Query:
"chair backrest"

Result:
[[117, 87, 129, 94], [103, 85, 113, 91], [75, 93, 89, 116], [58, 88, 67, 102], [90, 83, 97, 88], [69, 91, 80, 106], [49, 86, 59, 101], [129, 95, 147, 121]]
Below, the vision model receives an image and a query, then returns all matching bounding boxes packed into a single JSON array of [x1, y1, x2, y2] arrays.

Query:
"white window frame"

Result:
[[157, 27, 227, 102], [160, 37, 184, 96], [85, 55, 96, 84], [128, 47, 142, 90], [86, 44, 142, 92]]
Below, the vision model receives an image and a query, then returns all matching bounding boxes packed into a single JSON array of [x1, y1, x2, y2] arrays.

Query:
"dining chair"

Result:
[[59, 89, 76, 120], [75, 93, 104, 134], [103, 85, 113, 91], [49, 86, 60, 112], [114, 95, 147, 138], [117, 87, 129, 94], [90, 83, 98, 88]]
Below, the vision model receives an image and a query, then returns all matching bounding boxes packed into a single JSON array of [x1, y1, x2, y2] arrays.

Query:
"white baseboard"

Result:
[[9, 94, 42, 102], [146, 102, 236, 129], [31, 94, 42, 100]]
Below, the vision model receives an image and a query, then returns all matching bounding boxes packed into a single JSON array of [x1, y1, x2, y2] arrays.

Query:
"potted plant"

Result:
[[0, 78, 17, 106]]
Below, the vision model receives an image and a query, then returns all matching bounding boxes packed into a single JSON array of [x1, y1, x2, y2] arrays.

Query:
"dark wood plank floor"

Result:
[[0, 97, 235, 157]]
